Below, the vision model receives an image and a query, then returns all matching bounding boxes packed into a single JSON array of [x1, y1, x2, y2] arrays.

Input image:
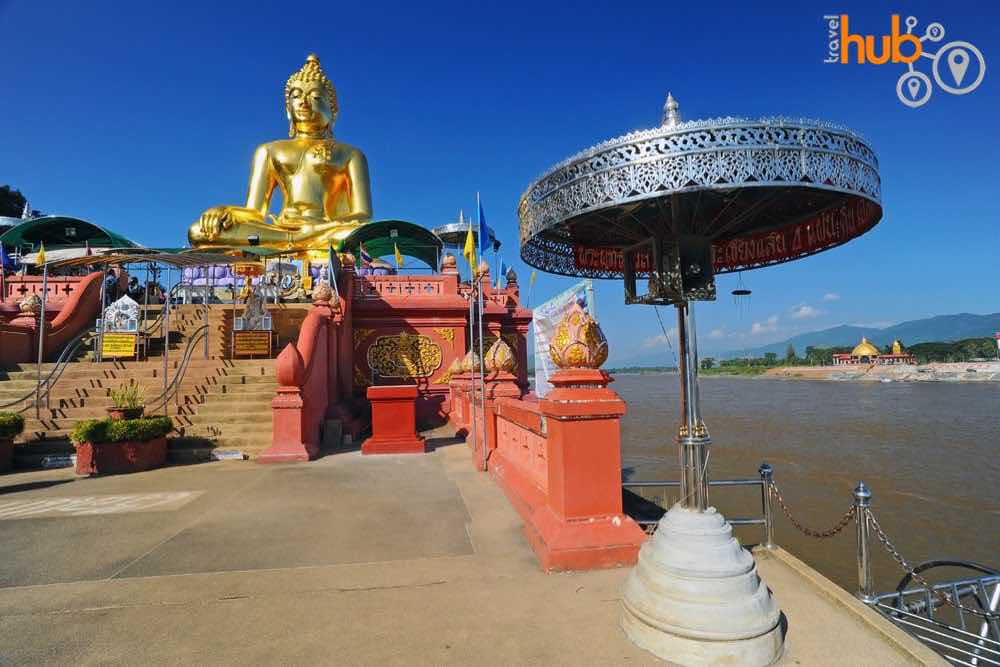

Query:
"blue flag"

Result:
[[477, 195, 490, 255], [0, 243, 12, 271]]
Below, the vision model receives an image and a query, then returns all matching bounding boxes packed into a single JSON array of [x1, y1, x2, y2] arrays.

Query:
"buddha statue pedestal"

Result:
[[362, 385, 425, 455]]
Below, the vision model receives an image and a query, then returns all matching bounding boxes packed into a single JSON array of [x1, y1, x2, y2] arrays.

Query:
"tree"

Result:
[[0, 185, 27, 218], [785, 344, 797, 363], [763, 352, 777, 365], [701, 357, 716, 370]]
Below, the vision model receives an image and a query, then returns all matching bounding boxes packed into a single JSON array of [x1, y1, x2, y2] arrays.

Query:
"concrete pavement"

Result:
[[0, 439, 942, 665]]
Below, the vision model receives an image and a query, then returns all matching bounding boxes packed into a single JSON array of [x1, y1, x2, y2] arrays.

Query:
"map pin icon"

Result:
[[947, 49, 970, 86], [907, 77, 921, 99]]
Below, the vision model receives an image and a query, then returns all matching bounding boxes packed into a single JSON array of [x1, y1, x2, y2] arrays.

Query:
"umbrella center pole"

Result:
[[675, 301, 710, 511]]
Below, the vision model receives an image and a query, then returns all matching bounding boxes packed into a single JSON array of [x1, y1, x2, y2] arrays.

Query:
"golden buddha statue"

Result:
[[188, 54, 372, 256]]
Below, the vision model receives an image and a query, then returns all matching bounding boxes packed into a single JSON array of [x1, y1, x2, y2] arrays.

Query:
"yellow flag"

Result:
[[462, 220, 477, 273], [394, 242, 403, 268], [36, 242, 46, 266], [529, 270, 537, 286]]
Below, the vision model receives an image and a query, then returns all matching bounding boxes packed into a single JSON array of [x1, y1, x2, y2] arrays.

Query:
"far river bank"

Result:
[[760, 360, 1000, 382], [612, 361, 1000, 382]]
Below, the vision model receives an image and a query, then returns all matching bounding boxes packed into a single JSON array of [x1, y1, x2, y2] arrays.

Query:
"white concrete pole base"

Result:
[[620, 504, 784, 666]]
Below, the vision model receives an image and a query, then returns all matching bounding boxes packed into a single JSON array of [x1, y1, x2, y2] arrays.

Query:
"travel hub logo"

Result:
[[823, 14, 986, 108]]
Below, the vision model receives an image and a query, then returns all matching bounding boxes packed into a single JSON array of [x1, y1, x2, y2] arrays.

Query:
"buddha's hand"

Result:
[[197, 206, 234, 241]]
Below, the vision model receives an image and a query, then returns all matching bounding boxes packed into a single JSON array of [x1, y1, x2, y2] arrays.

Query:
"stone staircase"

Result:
[[1, 303, 279, 466]]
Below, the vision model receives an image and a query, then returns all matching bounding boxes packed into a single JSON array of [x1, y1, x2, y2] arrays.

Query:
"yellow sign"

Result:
[[233, 330, 271, 357], [102, 333, 137, 358]]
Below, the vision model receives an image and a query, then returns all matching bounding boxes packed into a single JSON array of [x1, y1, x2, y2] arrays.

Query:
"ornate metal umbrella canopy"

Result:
[[518, 94, 882, 664]]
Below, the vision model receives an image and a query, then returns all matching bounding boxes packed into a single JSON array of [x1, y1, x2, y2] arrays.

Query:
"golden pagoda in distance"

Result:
[[833, 337, 916, 365]]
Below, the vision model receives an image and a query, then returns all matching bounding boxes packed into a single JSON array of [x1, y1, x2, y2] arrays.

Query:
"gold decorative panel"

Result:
[[433, 327, 455, 348], [366, 333, 443, 379], [353, 328, 376, 349], [432, 367, 457, 385]]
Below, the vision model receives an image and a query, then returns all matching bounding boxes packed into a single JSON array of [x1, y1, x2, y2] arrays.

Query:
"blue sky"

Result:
[[1, 0, 997, 363]]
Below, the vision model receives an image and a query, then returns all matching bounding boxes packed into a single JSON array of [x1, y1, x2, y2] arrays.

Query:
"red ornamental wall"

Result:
[[349, 268, 531, 425]]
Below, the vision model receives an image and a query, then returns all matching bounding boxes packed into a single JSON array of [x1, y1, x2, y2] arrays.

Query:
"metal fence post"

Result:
[[854, 481, 875, 603], [758, 462, 774, 549]]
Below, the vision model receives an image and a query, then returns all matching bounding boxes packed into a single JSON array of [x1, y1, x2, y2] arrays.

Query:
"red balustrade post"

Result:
[[448, 372, 470, 432], [261, 342, 314, 463], [527, 367, 645, 571], [476, 370, 521, 471]]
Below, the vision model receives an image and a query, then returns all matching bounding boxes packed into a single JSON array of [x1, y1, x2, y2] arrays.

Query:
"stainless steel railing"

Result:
[[851, 480, 1000, 665], [622, 462, 775, 547], [627, 463, 1000, 663], [0, 325, 98, 415]]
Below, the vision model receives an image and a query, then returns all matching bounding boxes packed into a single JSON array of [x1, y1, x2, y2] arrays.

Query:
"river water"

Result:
[[615, 374, 1000, 593]]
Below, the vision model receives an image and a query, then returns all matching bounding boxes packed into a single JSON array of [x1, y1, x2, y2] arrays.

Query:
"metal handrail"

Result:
[[146, 324, 207, 413], [0, 324, 98, 413], [622, 463, 775, 547]]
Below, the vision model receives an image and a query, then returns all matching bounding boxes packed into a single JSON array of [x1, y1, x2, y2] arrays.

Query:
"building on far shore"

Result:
[[833, 337, 916, 365]]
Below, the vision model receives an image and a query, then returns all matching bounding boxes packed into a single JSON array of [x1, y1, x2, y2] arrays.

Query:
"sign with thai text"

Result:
[[573, 246, 652, 274], [101, 333, 137, 358], [233, 330, 271, 357], [572, 198, 881, 275], [712, 198, 881, 272]]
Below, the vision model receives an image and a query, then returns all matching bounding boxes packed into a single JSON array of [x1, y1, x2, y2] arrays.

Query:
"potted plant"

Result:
[[70, 415, 174, 476], [107, 380, 145, 421], [0, 412, 26, 472]]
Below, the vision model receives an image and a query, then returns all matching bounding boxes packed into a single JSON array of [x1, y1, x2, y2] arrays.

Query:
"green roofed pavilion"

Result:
[[341, 220, 444, 270], [0, 216, 139, 253]]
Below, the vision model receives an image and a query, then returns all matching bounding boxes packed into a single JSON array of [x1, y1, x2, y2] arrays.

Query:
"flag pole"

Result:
[[467, 274, 478, 465], [477, 266, 487, 471], [0, 244, 6, 304], [34, 260, 48, 419]]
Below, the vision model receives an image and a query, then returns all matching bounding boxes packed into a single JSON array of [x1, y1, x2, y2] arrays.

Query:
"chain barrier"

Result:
[[770, 481, 856, 538], [867, 510, 999, 620]]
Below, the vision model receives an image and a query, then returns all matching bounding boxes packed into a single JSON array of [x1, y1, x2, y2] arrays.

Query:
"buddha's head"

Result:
[[285, 54, 338, 138]]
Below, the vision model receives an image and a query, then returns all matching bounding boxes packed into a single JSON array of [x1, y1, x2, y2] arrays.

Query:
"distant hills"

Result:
[[718, 312, 1000, 359]]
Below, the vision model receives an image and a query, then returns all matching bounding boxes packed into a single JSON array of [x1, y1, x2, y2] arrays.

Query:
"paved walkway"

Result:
[[0, 439, 941, 665]]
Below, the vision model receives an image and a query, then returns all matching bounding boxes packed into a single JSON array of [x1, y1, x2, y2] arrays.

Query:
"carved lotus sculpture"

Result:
[[484, 336, 515, 374], [548, 303, 608, 370], [312, 280, 336, 305], [18, 295, 42, 315], [460, 349, 481, 373]]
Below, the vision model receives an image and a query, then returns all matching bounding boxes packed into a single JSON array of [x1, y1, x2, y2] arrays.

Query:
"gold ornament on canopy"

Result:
[[548, 303, 609, 370], [484, 336, 516, 374]]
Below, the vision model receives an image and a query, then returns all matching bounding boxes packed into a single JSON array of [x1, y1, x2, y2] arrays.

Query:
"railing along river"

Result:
[[624, 464, 1000, 665]]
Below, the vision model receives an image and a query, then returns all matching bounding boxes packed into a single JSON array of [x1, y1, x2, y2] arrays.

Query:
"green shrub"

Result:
[[70, 419, 109, 446], [109, 380, 145, 409], [70, 416, 173, 446], [0, 412, 26, 439]]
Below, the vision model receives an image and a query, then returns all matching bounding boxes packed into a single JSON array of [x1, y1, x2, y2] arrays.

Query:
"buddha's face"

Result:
[[287, 81, 335, 136]]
